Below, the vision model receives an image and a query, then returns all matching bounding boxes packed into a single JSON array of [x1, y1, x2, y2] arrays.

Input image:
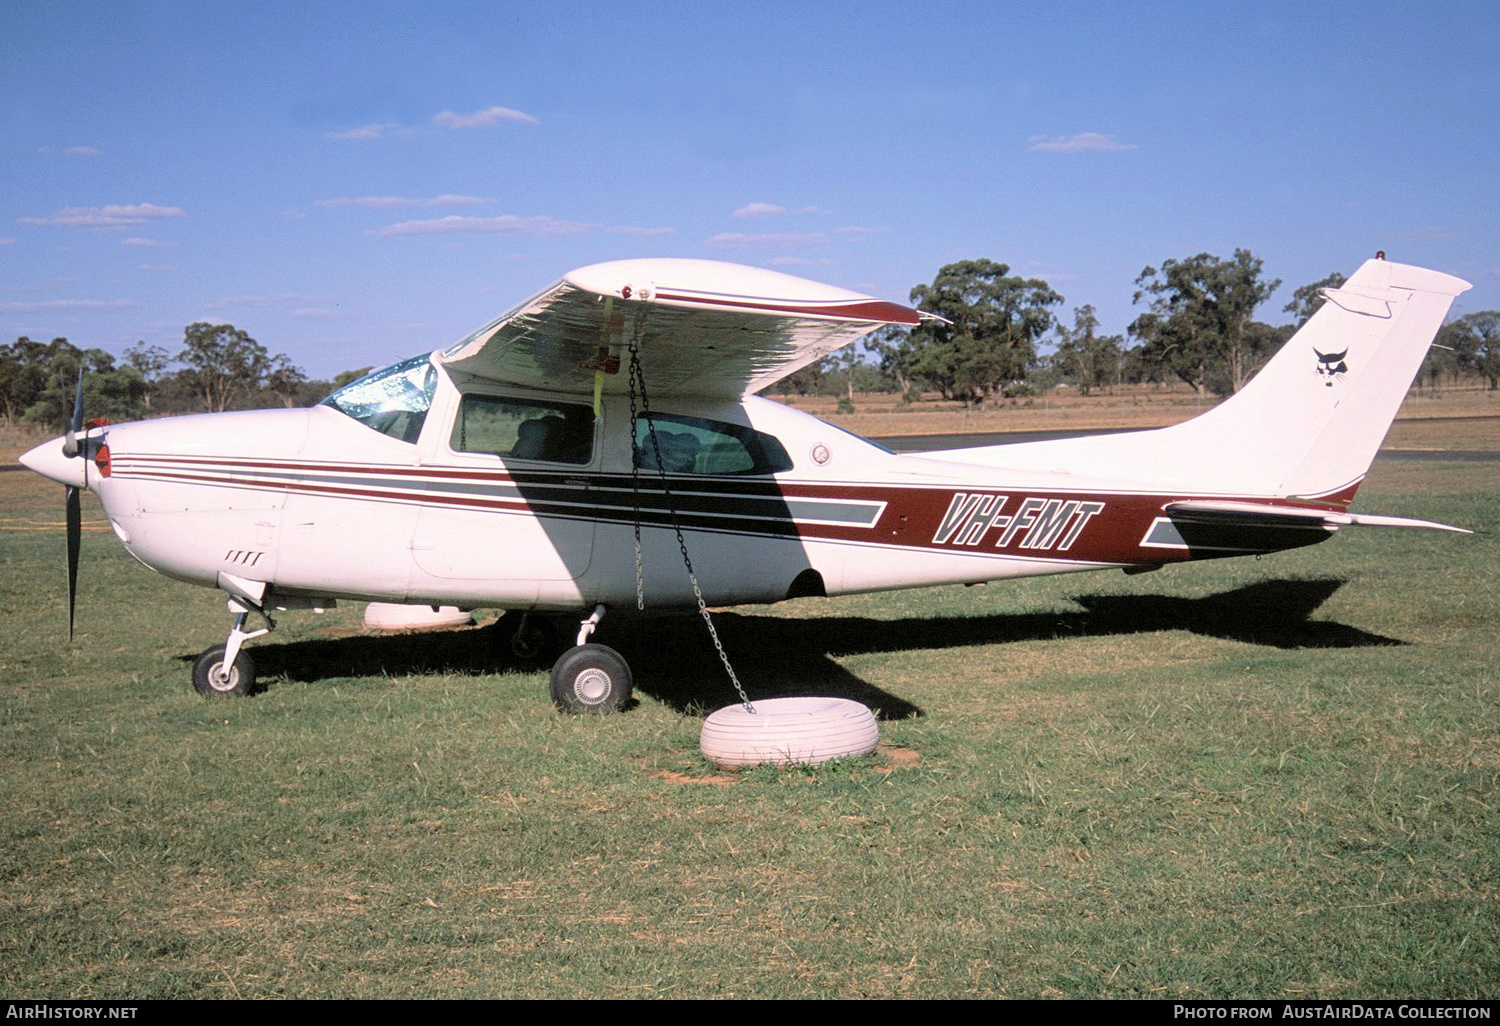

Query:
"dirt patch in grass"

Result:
[[874, 743, 920, 771], [651, 768, 739, 787]]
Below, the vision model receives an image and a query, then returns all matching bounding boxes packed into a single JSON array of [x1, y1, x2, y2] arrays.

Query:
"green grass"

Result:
[[1, 460, 1497, 998]]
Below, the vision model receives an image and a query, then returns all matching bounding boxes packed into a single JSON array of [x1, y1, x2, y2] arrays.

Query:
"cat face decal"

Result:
[[1314, 347, 1348, 386]]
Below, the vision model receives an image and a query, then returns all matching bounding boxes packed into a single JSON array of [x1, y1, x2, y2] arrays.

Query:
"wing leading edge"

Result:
[[439, 258, 921, 399]]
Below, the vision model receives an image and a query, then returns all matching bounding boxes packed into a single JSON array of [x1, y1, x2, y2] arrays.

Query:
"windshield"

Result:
[[321, 354, 438, 443]]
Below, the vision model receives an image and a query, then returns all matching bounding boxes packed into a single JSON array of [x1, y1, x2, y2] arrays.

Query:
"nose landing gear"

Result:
[[193, 604, 272, 697]]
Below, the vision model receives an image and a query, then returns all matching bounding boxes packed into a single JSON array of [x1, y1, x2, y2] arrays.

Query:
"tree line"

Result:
[[1, 324, 369, 430], [5, 251, 1498, 432]]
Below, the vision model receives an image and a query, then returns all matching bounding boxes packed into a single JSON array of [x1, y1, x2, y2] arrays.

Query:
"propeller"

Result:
[[63, 368, 85, 641]]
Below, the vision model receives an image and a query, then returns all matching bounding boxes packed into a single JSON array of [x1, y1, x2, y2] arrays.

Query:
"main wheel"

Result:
[[193, 645, 256, 697], [549, 644, 632, 714]]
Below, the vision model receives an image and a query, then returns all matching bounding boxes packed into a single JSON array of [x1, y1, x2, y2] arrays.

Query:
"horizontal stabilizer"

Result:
[[1165, 501, 1471, 534]]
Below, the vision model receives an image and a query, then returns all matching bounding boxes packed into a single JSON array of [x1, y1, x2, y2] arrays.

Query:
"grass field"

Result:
[[1, 417, 1497, 998]]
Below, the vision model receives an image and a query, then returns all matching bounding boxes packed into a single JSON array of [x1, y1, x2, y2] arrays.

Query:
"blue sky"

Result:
[[3, 0, 1497, 379]]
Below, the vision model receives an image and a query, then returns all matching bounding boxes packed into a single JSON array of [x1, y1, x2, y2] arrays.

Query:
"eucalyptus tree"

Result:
[[1284, 271, 1348, 328], [1051, 304, 1124, 396], [906, 259, 1062, 403], [1441, 311, 1500, 390], [1130, 249, 1282, 395]]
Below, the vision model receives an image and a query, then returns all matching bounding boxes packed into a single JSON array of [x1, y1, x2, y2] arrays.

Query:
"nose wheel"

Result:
[[193, 645, 256, 697], [192, 602, 273, 697]]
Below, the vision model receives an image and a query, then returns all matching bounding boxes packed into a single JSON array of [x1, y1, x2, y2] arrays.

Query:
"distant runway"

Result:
[[871, 428, 1500, 462]]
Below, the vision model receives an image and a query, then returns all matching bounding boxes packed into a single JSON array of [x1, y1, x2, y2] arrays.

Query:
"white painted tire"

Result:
[[363, 603, 473, 630], [700, 697, 879, 768]]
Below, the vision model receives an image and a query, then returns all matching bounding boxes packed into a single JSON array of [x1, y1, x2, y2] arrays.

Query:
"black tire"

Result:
[[499, 611, 559, 663], [193, 645, 256, 697], [549, 644, 632, 714]]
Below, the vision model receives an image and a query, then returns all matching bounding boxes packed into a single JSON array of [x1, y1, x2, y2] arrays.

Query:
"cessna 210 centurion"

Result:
[[20, 256, 1471, 711]]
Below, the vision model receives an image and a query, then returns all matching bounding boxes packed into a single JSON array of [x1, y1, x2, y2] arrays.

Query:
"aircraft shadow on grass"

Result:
[[231, 577, 1401, 718]]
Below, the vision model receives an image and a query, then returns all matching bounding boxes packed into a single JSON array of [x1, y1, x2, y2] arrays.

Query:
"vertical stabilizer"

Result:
[[925, 259, 1470, 500], [1262, 259, 1470, 498]]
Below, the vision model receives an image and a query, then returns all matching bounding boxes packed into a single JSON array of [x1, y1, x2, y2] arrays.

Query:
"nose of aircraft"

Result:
[[19, 436, 88, 489]]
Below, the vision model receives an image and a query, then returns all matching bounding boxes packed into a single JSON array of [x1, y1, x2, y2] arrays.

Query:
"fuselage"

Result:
[[24, 354, 1335, 616]]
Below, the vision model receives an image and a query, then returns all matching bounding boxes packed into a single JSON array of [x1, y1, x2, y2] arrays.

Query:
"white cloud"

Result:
[[433, 106, 538, 129], [0, 298, 134, 312], [606, 225, 676, 237], [708, 232, 829, 250], [1027, 132, 1138, 153], [732, 202, 827, 218], [0, 238, 15, 246], [767, 256, 835, 267], [370, 213, 670, 239], [733, 202, 786, 218], [326, 122, 403, 140], [65, 147, 102, 158], [292, 308, 344, 319], [373, 214, 594, 238], [1023, 261, 1079, 284], [120, 237, 176, 248], [318, 194, 491, 208], [19, 203, 187, 230], [138, 264, 179, 272]]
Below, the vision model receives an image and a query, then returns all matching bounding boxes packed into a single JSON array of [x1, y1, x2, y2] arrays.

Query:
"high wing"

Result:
[[438, 258, 921, 399]]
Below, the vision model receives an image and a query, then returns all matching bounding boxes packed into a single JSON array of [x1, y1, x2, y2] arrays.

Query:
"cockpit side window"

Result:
[[320, 354, 438, 444], [634, 413, 793, 475], [451, 395, 595, 465]]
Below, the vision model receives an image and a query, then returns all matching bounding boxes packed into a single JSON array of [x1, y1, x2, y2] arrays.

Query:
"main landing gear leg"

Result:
[[193, 600, 274, 697], [550, 604, 632, 715]]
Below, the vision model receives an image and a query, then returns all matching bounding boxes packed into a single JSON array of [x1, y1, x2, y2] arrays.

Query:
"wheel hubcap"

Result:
[[574, 668, 612, 704], [210, 662, 238, 692]]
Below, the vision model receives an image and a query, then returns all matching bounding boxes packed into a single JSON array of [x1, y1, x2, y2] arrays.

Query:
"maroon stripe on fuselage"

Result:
[[110, 455, 1334, 565]]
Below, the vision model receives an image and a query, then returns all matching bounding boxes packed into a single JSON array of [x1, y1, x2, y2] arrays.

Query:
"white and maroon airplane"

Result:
[[20, 256, 1470, 711]]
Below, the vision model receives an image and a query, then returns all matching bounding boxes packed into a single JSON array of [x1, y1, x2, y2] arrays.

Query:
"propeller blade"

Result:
[[65, 484, 81, 642], [71, 366, 85, 433], [62, 367, 85, 458]]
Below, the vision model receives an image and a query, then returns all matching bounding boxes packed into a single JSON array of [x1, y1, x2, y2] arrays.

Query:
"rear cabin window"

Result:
[[634, 414, 793, 475], [320, 354, 438, 444], [452, 395, 595, 465]]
